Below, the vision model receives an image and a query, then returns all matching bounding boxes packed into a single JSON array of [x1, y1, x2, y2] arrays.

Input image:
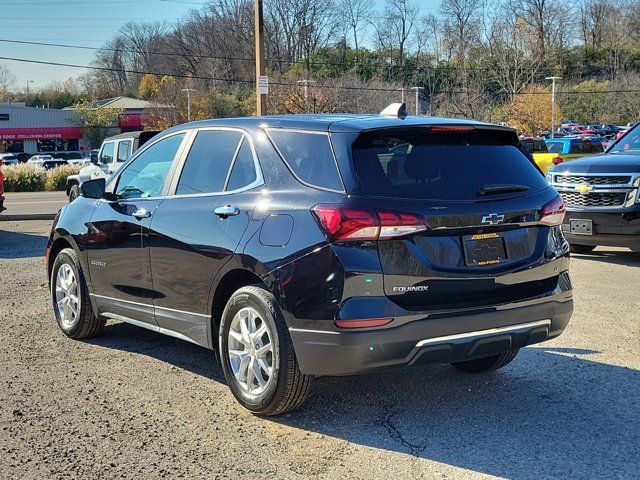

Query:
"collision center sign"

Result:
[[0, 127, 83, 141]]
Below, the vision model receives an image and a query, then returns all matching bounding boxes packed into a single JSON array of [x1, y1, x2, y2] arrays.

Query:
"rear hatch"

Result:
[[347, 125, 563, 311]]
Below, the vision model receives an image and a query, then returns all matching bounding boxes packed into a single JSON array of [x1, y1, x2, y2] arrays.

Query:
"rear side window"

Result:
[[117, 140, 132, 162], [352, 128, 549, 200], [267, 130, 343, 191], [226, 138, 257, 191], [534, 140, 548, 153], [177, 130, 243, 195]]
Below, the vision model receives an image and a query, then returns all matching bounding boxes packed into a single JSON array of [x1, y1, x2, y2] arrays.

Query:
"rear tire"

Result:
[[219, 285, 312, 416], [451, 349, 520, 373], [68, 184, 80, 202], [569, 243, 596, 254], [51, 248, 105, 339]]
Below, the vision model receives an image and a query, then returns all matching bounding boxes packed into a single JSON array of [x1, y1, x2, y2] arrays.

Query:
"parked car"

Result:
[[545, 136, 604, 161], [27, 155, 69, 170], [46, 110, 573, 415], [519, 137, 563, 173], [65, 131, 159, 201], [0, 169, 4, 213], [547, 122, 640, 253], [0, 153, 19, 166]]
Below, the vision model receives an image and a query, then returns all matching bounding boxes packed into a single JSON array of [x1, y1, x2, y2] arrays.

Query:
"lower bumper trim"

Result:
[[415, 319, 551, 348]]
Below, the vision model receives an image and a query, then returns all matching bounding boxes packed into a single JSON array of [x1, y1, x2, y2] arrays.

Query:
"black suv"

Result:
[[46, 112, 573, 415], [548, 122, 640, 253]]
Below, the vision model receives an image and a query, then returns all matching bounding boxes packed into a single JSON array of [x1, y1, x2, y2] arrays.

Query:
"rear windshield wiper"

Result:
[[478, 184, 530, 195]]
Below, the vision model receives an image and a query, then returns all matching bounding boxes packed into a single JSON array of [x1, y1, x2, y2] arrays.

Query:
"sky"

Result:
[[0, 0, 438, 91]]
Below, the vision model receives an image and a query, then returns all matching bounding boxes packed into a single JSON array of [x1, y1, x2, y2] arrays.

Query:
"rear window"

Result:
[[546, 141, 564, 154], [267, 129, 343, 191], [352, 128, 548, 200], [569, 140, 603, 154]]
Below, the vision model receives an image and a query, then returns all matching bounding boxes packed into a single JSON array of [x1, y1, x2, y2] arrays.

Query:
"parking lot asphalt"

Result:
[[1, 191, 67, 221], [1, 220, 639, 479]]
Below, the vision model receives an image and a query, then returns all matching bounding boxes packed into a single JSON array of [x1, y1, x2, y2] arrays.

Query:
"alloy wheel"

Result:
[[227, 307, 274, 396], [55, 264, 80, 329]]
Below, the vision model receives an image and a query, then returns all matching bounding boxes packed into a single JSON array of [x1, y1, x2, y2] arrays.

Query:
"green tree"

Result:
[[74, 102, 124, 148]]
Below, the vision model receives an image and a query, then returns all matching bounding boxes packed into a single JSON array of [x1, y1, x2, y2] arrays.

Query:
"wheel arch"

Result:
[[209, 267, 269, 349], [47, 232, 82, 283]]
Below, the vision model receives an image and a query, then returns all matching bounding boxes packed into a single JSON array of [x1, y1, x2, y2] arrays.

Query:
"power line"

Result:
[[2, 54, 639, 96]]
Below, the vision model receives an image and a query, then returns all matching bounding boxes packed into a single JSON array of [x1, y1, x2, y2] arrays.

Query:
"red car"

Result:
[[0, 169, 4, 212]]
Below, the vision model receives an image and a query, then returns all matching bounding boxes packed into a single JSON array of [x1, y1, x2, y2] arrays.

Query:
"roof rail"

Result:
[[380, 103, 408, 119]]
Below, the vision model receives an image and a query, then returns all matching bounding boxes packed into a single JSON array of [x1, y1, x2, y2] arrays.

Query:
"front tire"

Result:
[[451, 349, 520, 373], [68, 184, 80, 202], [219, 285, 312, 416], [569, 243, 595, 254], [51, 248, 105, 339]]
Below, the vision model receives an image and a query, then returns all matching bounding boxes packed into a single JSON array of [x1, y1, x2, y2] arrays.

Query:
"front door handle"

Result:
[[132, 208, 152, 220], [214, 205, 240, 218]]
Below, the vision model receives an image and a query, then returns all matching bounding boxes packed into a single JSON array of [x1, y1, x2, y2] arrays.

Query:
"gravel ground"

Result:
[[1, 220, 639, 479]]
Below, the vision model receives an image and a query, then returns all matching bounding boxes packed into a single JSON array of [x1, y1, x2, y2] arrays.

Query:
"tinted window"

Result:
[[569, 140, 600, 154], [609, 125, 640, 154], [117, 140, 132, 162], [226, 138, 257, 191], [176, 130, 243, 195], [100, 142, 115, 164], [546, 141, 564, 154], [352, 129, 548, 200], [116, 133, 185, 199], [533, 140, 548, 153], [267, 130, 343, 191]]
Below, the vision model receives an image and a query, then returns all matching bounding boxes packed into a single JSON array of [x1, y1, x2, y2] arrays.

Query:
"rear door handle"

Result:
[[132, 208, 152, 220], [214, 205, 240, 218]]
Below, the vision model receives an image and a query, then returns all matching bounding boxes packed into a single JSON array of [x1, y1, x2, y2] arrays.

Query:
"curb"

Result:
[[0, 213, 57, 221]]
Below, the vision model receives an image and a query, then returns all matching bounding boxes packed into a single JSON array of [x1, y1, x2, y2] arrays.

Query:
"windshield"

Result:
[[608, 124, 640, 154]]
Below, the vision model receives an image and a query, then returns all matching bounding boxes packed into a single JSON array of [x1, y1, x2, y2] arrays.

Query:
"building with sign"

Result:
[[0, 103, 85, 158]]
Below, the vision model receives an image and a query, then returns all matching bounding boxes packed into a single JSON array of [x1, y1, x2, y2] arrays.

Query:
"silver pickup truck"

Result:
[[66, 130, 159, 201]]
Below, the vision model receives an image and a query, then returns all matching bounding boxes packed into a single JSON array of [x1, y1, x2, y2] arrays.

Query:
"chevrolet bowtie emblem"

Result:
[[481, 213, 505, 225], [575, 184, 593, 194]]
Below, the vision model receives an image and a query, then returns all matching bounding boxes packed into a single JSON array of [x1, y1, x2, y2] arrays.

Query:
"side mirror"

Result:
[[80, 178, 106, 199]]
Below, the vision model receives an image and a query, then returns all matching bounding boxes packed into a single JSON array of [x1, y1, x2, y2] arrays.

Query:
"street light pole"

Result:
[[254, 0, 266, 116], [297, 79, 317, 113], [26, 80, 34, 96], [410, 86, 424, 115], [181, 88, 196, 122], [546, 76, 562, 139]]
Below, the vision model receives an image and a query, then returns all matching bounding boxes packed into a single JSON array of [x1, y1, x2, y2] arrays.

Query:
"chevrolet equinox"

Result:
[[46, 110, 574, 415]]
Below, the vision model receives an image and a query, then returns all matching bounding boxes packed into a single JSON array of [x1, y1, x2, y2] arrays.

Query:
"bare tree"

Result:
[[0, 64, 15, 102], [374, 0, 419, 66], [338, 0, 373, 50]]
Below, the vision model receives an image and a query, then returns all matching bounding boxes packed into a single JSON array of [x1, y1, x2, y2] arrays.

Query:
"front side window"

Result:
[[117, 140, 132, 162], [100, 142, 115, 164], [176, 130, 244, 195], [267, 129, 343, 191], [116, 133, 185, 199]]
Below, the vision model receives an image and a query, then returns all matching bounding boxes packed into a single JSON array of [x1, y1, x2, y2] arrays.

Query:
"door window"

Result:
[[226, 138, 258, 191], [100, 142, 115, 164], [176, 130, 245, 195], [117, 140, 133, 162], [115, 133, 185, 199]]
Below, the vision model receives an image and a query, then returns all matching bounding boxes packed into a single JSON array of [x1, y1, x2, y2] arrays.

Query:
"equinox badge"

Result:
[[481, 213, 505, 225]]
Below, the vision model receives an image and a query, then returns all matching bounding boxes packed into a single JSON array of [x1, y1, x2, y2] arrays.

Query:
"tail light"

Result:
[[552, 156, 563, 165], [540, 195, 565, 226], [312, 205, 429, 241]]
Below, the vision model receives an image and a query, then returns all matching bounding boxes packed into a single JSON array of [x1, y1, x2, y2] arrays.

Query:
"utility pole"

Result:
[[546, 76, 562, 139], [254, 0, 266, 116], [399, 87, 406, 104], [181, 88, 196, 122], [410, 86, 424, 115], [26, 80, 34, 96], [297, 79, 317, 113]]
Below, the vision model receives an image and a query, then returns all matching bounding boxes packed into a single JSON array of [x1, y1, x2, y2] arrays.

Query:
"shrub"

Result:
[[0, 164, 47, 192], [0, 163, 83, 192], [44, 164, 83, 191]]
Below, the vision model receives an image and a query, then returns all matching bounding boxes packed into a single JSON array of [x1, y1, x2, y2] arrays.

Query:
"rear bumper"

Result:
[[562, 210, 640, 251], [289, 292, 573, 376]]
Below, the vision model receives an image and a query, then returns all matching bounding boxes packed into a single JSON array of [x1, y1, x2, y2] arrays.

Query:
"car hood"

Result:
[[549, 153, 640, 174]]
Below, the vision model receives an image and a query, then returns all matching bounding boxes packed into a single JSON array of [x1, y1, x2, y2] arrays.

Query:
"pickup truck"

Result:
[[519, 137, 564, 173], [66, 131, 158, 201], [547, 123, 640, 253]]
